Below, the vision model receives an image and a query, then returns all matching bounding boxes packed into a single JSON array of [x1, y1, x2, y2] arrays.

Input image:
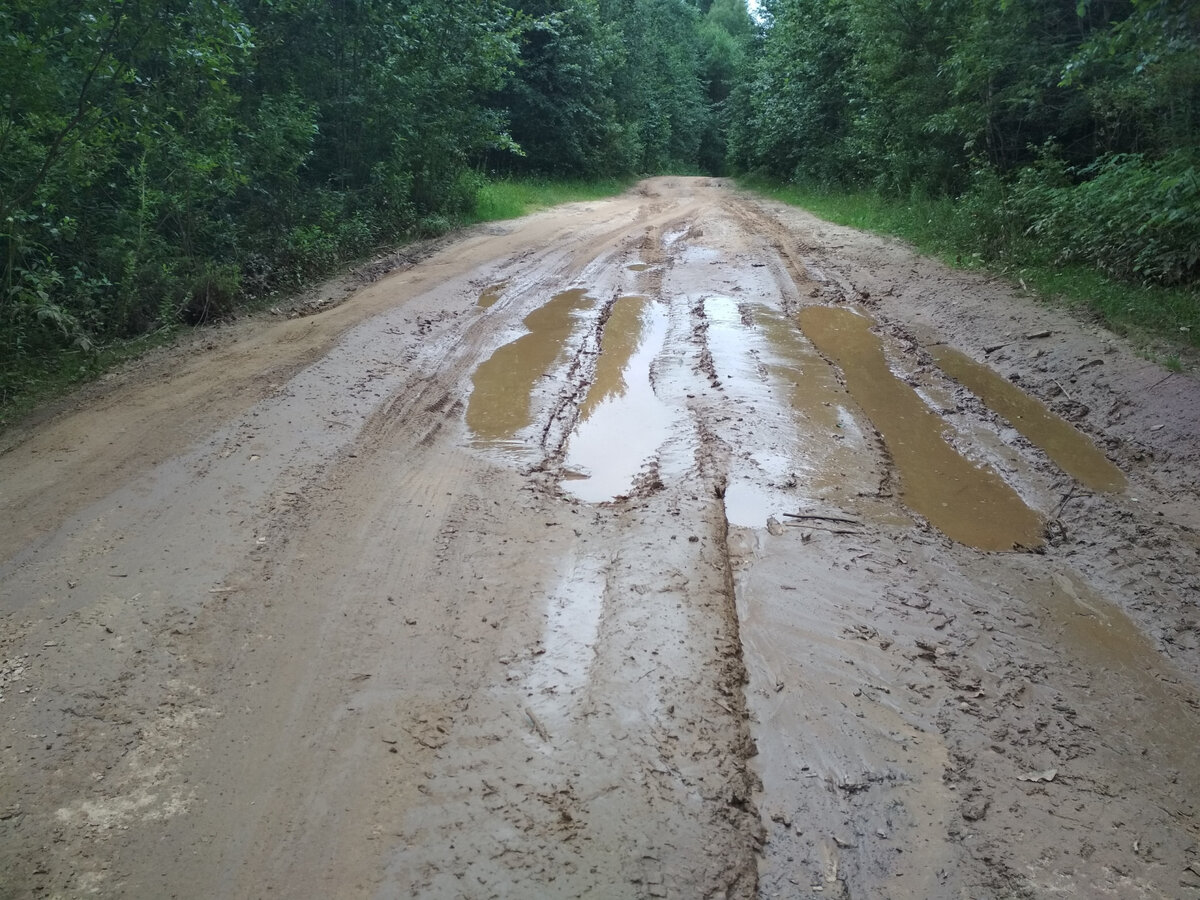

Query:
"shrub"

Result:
[[1017, 150, 1200, 285], [183, 263, 242, 325]]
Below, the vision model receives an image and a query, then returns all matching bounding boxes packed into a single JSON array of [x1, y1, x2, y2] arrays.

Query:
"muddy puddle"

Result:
[[799, 306, 1044, 551], [467, 288, 593, 443], [626, 263, 652, 272], [561, 296, 674, 502], [930, 346, 1126, 492], [477, 282, 508, 309], [704, 297, 874, 528], [757, 305, 873, 489]]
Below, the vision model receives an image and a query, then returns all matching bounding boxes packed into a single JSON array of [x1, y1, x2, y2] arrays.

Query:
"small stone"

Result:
[[963, 799, 990, 821]]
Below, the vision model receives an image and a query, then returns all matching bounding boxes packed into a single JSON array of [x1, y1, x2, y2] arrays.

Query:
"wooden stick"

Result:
[[1052, 485, 1077, 519], [525, 706, 550, 742], [783, 512, 862, 525], [784, 522, 861, 535]]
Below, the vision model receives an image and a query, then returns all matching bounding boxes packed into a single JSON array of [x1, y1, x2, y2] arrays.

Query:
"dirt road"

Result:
[[2, 178, 1198, 899]]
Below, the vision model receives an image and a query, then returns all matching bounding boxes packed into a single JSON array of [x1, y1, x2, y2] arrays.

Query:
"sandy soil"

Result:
[[1, 178, 1198, 899]]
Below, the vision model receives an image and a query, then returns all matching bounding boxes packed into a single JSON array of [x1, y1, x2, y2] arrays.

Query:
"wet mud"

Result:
[[2, 178, 1198, 900], [799, 305, 1045, 551], [930, 343, 1126, 492]]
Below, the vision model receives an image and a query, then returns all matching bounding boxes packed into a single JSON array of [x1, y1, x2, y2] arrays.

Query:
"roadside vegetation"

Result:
[[3, 0, 1196, 424], [0, 0, 751, 425], [742, 177, 1200, 355], [731, 0, 1198, 354], [0, 172, 632, 429], [467, 177, 633, 224]]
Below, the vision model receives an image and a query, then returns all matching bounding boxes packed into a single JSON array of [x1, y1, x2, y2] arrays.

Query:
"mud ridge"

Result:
[[540, 294, 618, 464]]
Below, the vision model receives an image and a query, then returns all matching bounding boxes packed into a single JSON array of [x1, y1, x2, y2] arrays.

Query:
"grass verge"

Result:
[[467, 175, 633, 223], [739, 176, 1199, 361]]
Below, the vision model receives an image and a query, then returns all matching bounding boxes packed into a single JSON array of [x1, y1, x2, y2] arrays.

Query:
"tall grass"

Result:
[[741, 176, 1199, 356], [468, 176, 633, 223]]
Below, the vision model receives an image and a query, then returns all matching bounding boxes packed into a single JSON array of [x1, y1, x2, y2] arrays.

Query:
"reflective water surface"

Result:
[[467, 288, 594, 443], [561, 297, 674, 502]]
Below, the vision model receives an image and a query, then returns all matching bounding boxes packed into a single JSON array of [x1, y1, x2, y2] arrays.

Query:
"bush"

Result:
[[183, 263, 242, 325], [1016, 150, 1200, 285]]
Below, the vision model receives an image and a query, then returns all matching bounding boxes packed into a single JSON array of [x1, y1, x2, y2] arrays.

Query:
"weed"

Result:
[[467, 176, 632, 224]]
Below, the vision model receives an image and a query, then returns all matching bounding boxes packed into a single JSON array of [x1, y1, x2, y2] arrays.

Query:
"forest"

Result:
[[2, 0, 1197, 403]]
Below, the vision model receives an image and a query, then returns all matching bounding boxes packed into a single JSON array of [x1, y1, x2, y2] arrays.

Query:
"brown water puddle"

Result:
[[467, 288, 593, 443], [580, 296, 647, 419], [930, 346, 1125, 493], [1041, 572, 1200, 780], [626, 263, 651, 272], [798, 306, 1044, 551], [758, 305, 863, 486], [477, 282, 508, 309], [701, 298, 899, 530], [562, 297, 674, 502]]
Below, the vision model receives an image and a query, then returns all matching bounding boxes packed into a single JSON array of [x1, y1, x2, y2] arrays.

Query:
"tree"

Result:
[[492, 0, 628, 175]]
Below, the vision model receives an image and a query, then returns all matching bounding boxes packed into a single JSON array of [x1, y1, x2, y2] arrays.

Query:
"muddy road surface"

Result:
[[2, 178, 1199, 899]]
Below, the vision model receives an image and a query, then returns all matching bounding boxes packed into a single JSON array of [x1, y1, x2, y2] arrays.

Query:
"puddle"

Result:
[[703, 298, 882, 528], [705, 297, 801, 527], [724, 480, 791, 529], [1041, 573, 1200, 778], [703, 296, 759, 381], [525, 556, 607, 721], [930, 346, 1125, 493], [477, 282, 508, 309], [579, 296, 648, 420], [798, 306, 1044, 551], [626, 263, 651, 272], [756, 305, 869, 484], [467, 288, 594, 443], [561, 297, 674, 502]]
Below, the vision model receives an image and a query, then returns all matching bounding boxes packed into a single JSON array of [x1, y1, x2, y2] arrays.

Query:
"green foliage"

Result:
[[1015, 149, 1200, 284], [1, 0, 522, 379], [2, 1, 747, 372], [492, 1, 628, 176], [1, 0, 758, 420], [491, 0, 742, 177], [735, 0, 860, 184], [740, 175, 1200, 349], [697, 0, 756, 173], [468, 175, 632, 222], [730, 0, 1200, 350]]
